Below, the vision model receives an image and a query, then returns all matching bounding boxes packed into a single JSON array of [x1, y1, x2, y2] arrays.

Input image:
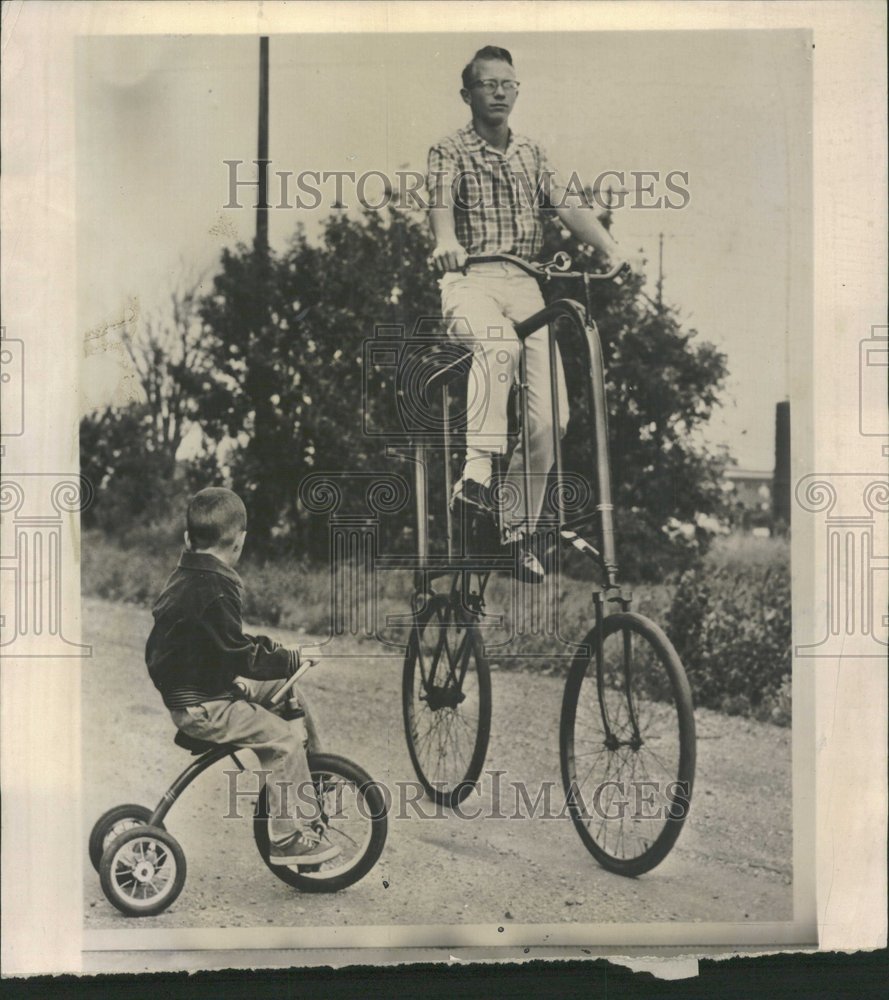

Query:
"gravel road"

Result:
[[83, 597, 792, 930]]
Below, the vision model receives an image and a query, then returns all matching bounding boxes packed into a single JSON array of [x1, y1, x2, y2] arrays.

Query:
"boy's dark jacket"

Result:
[[145, 549, 296, 709]]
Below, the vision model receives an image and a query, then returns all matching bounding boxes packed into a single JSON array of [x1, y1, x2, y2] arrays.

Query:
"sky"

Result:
[[76, 30, 811, 470]]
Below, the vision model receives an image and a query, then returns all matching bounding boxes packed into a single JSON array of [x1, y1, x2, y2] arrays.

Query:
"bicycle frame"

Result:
[[513, 296, 619, 589], [399, 256, 695, 851], [411, 273, 622, 593], [148, 745, 246, 828]]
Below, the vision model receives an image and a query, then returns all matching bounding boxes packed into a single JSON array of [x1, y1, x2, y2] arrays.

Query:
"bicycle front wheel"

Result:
[[560, 612, 696, 876], [402, 592, 492, 807], [254, 753, 388, 893]]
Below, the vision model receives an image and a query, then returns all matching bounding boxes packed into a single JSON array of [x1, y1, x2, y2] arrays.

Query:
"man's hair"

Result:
[[186, 487, 247, 550], [461, 46, 514, 90]]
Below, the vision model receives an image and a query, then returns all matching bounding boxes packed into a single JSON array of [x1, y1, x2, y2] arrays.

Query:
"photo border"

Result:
[[1, 0, 885, 976]]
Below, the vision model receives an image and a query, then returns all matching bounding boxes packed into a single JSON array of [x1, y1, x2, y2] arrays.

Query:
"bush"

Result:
[[81, 531, 172, 606], [615, 512, 701, 583], [667, 539, 791, 724], [81, 530, 340, 635]]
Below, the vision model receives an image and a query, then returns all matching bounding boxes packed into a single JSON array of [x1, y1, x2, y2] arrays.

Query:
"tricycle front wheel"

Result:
[[253, 752, 388, 893]]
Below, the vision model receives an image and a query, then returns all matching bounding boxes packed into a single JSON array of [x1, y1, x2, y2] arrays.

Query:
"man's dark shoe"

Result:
[[510, 538, 545, 584], [451, 477, 496, 515], [453, 478, 500, 557]]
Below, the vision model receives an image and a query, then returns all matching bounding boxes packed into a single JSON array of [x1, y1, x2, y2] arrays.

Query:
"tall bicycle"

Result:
[[401, 252, 696, 875]]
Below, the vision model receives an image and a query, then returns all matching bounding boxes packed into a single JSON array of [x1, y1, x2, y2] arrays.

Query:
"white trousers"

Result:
[[440, 262, 569, 535]]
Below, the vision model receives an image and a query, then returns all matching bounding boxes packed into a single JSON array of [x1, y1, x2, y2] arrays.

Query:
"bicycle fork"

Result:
[[593, 591, 642, 751]]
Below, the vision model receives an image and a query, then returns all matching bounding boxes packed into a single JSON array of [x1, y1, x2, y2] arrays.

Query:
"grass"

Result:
[[702, 532, 790, 570], [81, 529, 791, 724], [81, 528, 673, 649]]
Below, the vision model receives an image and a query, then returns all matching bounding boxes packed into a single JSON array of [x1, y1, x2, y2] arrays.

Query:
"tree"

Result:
[[80, 274, 221, 534], [195, 201, 729, 576], [79, 404, 172, 530], [196, 205, 441, 553], [121, 273, 216, 476]]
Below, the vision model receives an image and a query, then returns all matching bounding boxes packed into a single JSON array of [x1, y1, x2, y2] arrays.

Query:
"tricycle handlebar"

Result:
[[268, 657, 318, 706]]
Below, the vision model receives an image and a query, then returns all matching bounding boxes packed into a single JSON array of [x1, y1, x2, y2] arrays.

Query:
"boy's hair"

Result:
[[461, 46, 514, 90], [186, 487, 247, 550]]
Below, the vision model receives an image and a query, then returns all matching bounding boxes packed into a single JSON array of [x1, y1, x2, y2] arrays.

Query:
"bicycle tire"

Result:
[[560, 611, 696, 876], [99, 824, 186, 917], [89, 804, 165, 872], [253, 752, 388, 893], [402, 592, 492, 807]]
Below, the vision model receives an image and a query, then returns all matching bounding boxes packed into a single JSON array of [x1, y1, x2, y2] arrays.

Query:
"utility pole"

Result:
[[773, 400, 791, 533], [656, 231, 664, 310], [256, 36, 269, 256]]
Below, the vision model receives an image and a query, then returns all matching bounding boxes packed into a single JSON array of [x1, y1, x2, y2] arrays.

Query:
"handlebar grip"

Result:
[[268, 658, 318, 706], [611, 260, 632, 287]]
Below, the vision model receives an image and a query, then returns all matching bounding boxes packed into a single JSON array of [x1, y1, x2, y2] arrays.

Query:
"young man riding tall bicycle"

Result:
[[426, 44, 639, 583]]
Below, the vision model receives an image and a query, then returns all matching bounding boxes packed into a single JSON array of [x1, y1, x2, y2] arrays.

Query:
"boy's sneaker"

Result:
[[269, 832, 341, 866]]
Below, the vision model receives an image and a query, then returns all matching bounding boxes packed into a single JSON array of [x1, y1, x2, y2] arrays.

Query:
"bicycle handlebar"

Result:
[[461, 253, 629, 283], [267, 657, 318, 706]]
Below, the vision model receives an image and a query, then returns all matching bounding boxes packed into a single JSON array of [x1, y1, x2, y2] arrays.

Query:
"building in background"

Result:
[[723, 401, 790, 536], [723, 468, 774, 535]]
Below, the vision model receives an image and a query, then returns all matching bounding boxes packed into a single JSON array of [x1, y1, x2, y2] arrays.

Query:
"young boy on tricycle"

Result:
[[145, 486, 339, 866]]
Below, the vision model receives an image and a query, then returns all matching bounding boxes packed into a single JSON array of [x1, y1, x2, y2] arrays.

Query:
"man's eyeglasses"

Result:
[[469, 79, 521, 94]]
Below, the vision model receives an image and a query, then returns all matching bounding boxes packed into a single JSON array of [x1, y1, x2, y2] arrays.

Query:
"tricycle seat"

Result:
[[173, 730, 237, 756]]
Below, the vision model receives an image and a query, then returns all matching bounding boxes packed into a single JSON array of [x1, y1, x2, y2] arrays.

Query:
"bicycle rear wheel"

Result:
[[89, 803, 165, 872], [402, 592, 492, 807], [560, 612, 695, 876]]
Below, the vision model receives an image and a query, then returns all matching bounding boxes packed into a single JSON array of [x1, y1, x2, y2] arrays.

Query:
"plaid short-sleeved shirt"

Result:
[[427, 122, 561, 261]]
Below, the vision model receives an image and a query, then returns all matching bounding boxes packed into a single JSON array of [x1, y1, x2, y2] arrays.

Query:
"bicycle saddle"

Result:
[[407, 341, 473, 392], [425, 343, 472, 386]]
